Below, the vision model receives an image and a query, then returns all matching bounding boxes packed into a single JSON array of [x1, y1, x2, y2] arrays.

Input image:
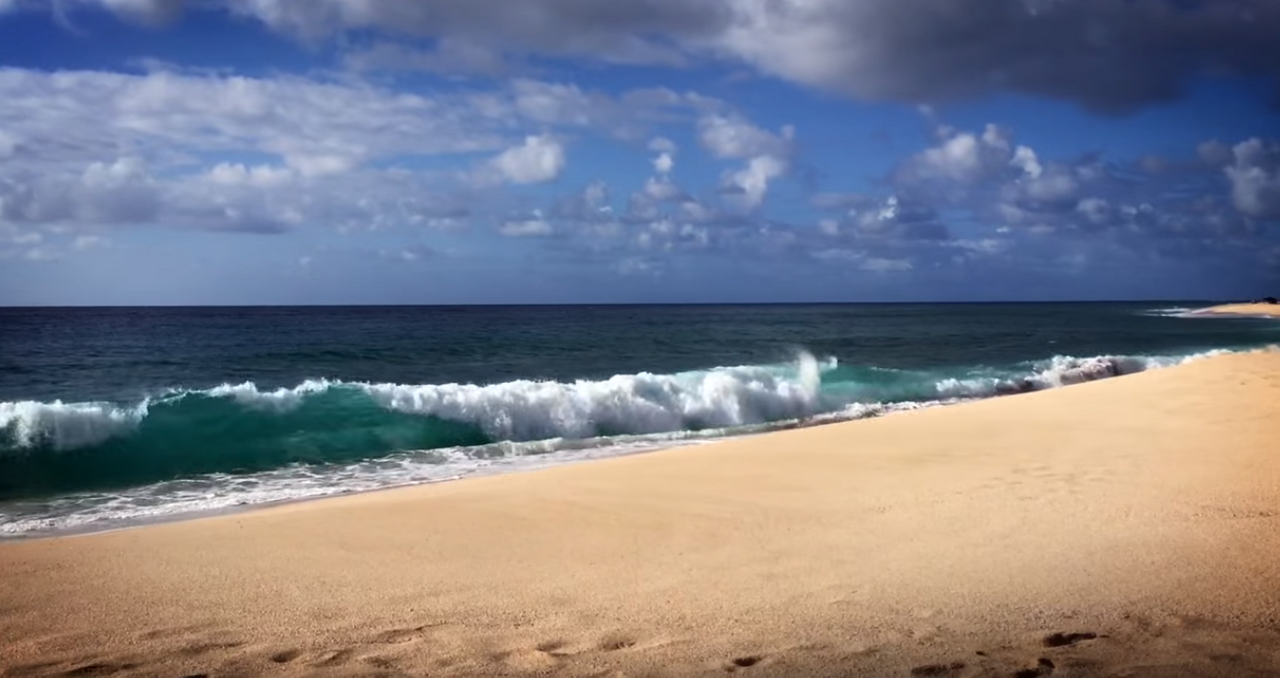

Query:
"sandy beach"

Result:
[[1194, 303, 1280, 318], [2, 351, 1279, 677]]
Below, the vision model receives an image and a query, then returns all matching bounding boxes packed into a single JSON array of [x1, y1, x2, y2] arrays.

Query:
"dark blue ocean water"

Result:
[[1, 303, 1276, 536]]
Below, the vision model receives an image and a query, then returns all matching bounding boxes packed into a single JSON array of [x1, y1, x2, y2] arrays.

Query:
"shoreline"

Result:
[[0, 404, 936, 542], [3, 345, 1275, 542], [3, 350, 1279, 676], [1190, 302, 1280, 318]]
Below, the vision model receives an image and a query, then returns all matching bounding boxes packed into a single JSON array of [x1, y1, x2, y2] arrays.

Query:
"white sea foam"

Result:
[[204, 378, 335, 410], [363, 351, 830, 441], [932, 351, 1229, 398], [0, 399, 147, 450], [1143, 306, 1199, 318]]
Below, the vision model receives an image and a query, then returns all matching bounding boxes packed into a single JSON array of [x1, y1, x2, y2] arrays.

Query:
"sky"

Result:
[[0, 0, 1278, 305]]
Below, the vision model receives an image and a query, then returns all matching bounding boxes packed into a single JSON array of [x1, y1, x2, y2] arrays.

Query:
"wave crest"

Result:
[[366, 354, 828, 441], [0, 399, 146, 451], [0, 349, 1241, 459]]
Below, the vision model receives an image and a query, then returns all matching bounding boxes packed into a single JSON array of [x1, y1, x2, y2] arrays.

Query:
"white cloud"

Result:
[[698, 114, 793, 210], [644, 176, 683, 201], [722, 155, 786, 209], [921, 133, 981, 180], [648, 137, 676, 154], [861, 256, 913, 272], [0, 66, 760, 240], [617, 256, 662, 276], [1020, 167, 1079, 203], [698, 114, 793, 160], [498, 215, 554, 237], [913, 124, 1012, 183], [0, 66, 521, 233], [653, 151, 674, 175], [0, 67, 723, 235], [511, 80, 599, 127], [75, 157, 159, 223], [1076, 197, 1112, 225], [0, 68, 506, 167], [490, 135, 566, 185], [812, 248, 912, 272], [1224, 138, 1280, 219], [650, 134, 680, 173], [953, 238, 1007, 255], [1010, 145, 1043, 178]]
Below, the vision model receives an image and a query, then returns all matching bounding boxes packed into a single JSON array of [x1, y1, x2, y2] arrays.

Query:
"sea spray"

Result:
[[0, 399, 147, 450]]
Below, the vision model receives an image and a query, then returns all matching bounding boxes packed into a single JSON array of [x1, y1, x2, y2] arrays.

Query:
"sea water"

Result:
[[2, 303, 1276, 537]]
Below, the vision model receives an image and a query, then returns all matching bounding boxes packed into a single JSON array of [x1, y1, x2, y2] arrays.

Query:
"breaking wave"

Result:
[[0, 348, 1250, 536]]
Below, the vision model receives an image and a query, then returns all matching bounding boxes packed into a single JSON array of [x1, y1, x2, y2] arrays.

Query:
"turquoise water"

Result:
[[1, 303, 1276, 536]]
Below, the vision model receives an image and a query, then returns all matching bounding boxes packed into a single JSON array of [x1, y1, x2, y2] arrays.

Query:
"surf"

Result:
[[0, 350, 1223, 485]]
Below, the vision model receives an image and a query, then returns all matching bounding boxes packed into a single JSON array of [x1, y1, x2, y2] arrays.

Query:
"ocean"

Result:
[[2, 303, 1277, 538]]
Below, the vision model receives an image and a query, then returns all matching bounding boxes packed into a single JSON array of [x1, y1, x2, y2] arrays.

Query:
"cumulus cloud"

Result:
[[907, 124, 1012, 183], [698, 115, 793, 160], [821, 195, 949, 242], [0, 67, 732, 237], [649, 137, 676, 175], [490, 134, 566, 184], [1224, 138, 1280, 219], [699, 115, 794, 210], [721, 155, 786, 209]]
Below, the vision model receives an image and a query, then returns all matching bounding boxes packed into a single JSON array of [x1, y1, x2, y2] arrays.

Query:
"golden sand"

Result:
[[2, 352, 1279, 677], [1194, 303, 1280, 317]]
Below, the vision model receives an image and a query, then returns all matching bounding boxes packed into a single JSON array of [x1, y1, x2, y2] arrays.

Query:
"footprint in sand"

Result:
[[535, 640, 569, 655], [269, 650, 301, 664], [1041, 631, 1097, 648], [909, 661, 965, 676], [722, 655, 764, 672], [62, 663, 141, 676], [373, 625, 432, 644], [598, 635, 638, 652]]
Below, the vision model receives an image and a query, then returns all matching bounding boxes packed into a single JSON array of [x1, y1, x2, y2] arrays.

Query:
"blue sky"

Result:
[[0, 0, 1278, 305]]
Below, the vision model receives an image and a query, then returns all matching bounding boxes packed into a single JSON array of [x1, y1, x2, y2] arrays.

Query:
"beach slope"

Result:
[[2, 352, 1279, 677], [1194, 302, 1280, 317]]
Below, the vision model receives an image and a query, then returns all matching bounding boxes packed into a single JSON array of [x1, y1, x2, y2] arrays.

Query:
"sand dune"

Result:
[[1194, 302, 1280, 317], [2, 351, 1279, 677]]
